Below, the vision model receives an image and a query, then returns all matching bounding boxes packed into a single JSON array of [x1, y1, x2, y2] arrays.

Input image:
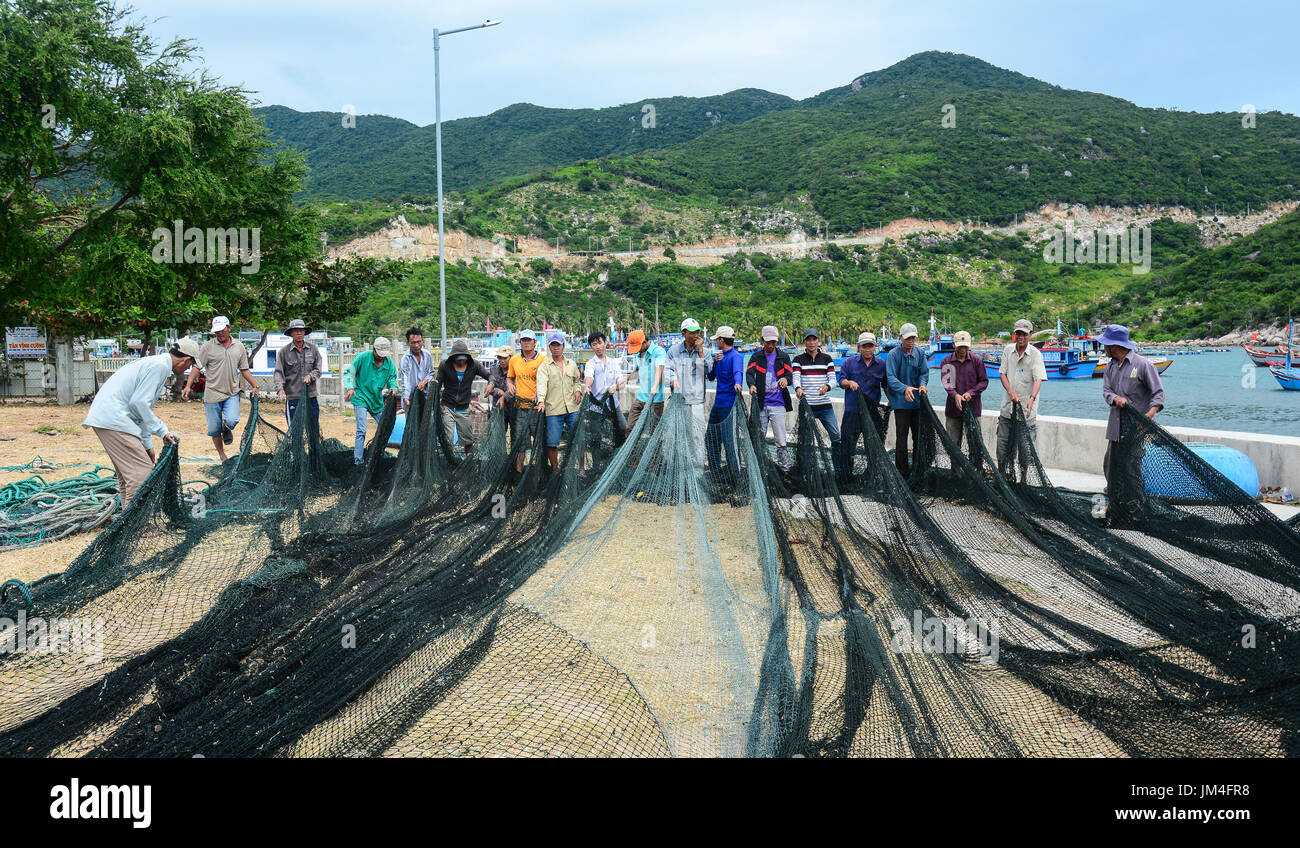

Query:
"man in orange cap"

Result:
[[624, 329, 667, 435]]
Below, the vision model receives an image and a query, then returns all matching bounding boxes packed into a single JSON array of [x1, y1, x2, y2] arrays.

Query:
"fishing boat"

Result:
[[1243, 344, 1292, 367], [1092, 356, 1172, 377], [983, 345, 1094, 380], [1270, 321, 1299, 390]]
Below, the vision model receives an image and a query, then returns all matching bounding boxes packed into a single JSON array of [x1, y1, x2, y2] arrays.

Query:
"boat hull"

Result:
[[1271, 367, 1300, 391]]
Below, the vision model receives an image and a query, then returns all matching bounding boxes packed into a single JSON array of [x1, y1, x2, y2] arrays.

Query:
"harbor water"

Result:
[[838, 349, 1300, 438]]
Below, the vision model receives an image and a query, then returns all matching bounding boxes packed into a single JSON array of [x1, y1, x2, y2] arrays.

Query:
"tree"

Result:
[[0, 0, 320, 343]]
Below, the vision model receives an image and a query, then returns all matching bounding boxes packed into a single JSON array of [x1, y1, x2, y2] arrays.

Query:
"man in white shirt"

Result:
[[997, 318, 1047, 478], [83, 338, 202, 506]]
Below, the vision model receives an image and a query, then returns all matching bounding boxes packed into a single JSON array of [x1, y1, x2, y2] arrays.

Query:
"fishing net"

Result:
[[0, 370, 1297, 757]]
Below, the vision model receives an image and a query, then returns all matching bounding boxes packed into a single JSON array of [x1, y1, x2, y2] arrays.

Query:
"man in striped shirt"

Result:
[[793, 329, 843, 482]]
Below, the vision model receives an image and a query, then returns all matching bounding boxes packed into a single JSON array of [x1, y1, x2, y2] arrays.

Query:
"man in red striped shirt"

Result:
[[793, 329, 843, 482]]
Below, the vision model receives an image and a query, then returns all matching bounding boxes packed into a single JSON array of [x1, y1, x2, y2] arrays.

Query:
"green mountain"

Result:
[[261, 52, 1300, 240], [607, 51, 1300, 232], [254, 88, 796, 200], [1102, 209, 1300, 339]]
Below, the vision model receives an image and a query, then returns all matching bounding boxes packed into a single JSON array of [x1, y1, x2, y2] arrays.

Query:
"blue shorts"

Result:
[[545, 411, 578, 447], [204, 396, 240, 436]]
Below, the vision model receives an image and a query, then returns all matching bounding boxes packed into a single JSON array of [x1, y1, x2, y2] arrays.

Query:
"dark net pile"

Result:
[[1, 375, 1297, 757]]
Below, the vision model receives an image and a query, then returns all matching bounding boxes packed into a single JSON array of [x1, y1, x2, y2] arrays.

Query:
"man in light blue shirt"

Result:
[[626, 330, 667, 435], [885, 322, 929, 477], [83, 338, 201, 505], [399, 327, 435, 411], [665, 318, 709, 465]]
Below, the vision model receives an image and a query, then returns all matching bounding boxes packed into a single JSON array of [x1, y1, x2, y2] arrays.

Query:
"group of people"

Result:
[[81, 311, 1166, 509]]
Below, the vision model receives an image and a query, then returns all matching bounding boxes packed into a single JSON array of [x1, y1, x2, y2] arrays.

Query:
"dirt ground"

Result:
[[0, 397, 359, 581]]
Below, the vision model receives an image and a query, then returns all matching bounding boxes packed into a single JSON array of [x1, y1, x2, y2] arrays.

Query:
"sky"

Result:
[[125, 0, 1299, 125]]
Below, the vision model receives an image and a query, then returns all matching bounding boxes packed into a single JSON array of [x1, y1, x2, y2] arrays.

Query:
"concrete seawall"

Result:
[[249, 371, 1299, 493], [688, 389, 1300, 492]]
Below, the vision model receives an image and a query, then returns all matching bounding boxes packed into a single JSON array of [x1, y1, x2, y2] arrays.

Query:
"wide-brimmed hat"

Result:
[[1096, 324, 1135, 350], [899, 323, 919, 340], [626, 330, 647, 353], [712, 325, 735, 340], [372, 337, 393, 358], [857, 331, 877, 346], [1013, 319, 1033, 335], [284, 318, 311, 334], [448, 339, 471, 360], [173, 337, 202, 360], [761, 325, 779, 342], [953, 331, 972, 348]]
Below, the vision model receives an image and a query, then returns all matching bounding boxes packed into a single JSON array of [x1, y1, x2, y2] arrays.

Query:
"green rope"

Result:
[[0, 455, 100, 473], [0, 469, 120, 551], [0, 578, 33, 608]]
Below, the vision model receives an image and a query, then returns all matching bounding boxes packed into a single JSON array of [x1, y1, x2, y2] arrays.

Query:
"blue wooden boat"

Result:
[[1271, 367, 1300, 390], [984, 345, 1093, 380], [1271, 320, 1298, 389]]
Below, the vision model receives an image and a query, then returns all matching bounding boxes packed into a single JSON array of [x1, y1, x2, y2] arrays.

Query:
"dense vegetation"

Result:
[[255, 88, 796, 200], [1101, 209, 1300, 340], [263, 52, 1300, 243], [0, 0, 409, 342], [333, 219, 1245, 343]]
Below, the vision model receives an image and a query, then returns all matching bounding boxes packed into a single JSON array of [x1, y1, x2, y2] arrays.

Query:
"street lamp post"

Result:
[[434, 19, 501, 354]]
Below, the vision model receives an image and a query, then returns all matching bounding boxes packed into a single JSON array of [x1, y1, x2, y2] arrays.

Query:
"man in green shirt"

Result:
[[343, 337, 399, 466]]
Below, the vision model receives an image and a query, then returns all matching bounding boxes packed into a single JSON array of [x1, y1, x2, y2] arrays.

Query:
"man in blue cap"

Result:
[[793, 328, 842, 482], [1099, 324, 1165, 483], [535, 331, 585, 472]]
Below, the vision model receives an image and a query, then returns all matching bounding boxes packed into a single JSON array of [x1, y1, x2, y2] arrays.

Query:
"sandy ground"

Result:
[[0, 397, 360, 581]]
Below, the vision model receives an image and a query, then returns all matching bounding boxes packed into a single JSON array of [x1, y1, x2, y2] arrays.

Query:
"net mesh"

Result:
[[1, 379, 1297, 758]]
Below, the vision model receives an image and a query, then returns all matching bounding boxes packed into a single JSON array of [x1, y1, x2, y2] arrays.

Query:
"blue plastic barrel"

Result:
[[386, 412, 406, 448], [1142, 442, 1260, 498]]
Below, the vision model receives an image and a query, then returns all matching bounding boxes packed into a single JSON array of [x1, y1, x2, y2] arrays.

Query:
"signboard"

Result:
[[5, 327, 47, 359]]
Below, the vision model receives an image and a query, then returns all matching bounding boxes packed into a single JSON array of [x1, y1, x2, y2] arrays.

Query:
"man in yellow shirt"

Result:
[[535, 332, 585, 472], [506, 329, 544, 471]]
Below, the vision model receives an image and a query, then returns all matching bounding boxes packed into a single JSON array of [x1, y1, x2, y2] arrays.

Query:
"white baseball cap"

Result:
[[761, 325, 779, 342], [900, 323, 919, 340], [211, 315, 231, 333], [681, 317, 701, 332], [711, 325, 735, 340]]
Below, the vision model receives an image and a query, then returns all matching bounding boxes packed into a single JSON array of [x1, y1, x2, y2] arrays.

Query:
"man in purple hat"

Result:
[[1099, 324, 1165, 482]]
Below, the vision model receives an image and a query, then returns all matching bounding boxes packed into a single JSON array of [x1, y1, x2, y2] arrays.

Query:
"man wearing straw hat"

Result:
[[273, 318, 323, 429]]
